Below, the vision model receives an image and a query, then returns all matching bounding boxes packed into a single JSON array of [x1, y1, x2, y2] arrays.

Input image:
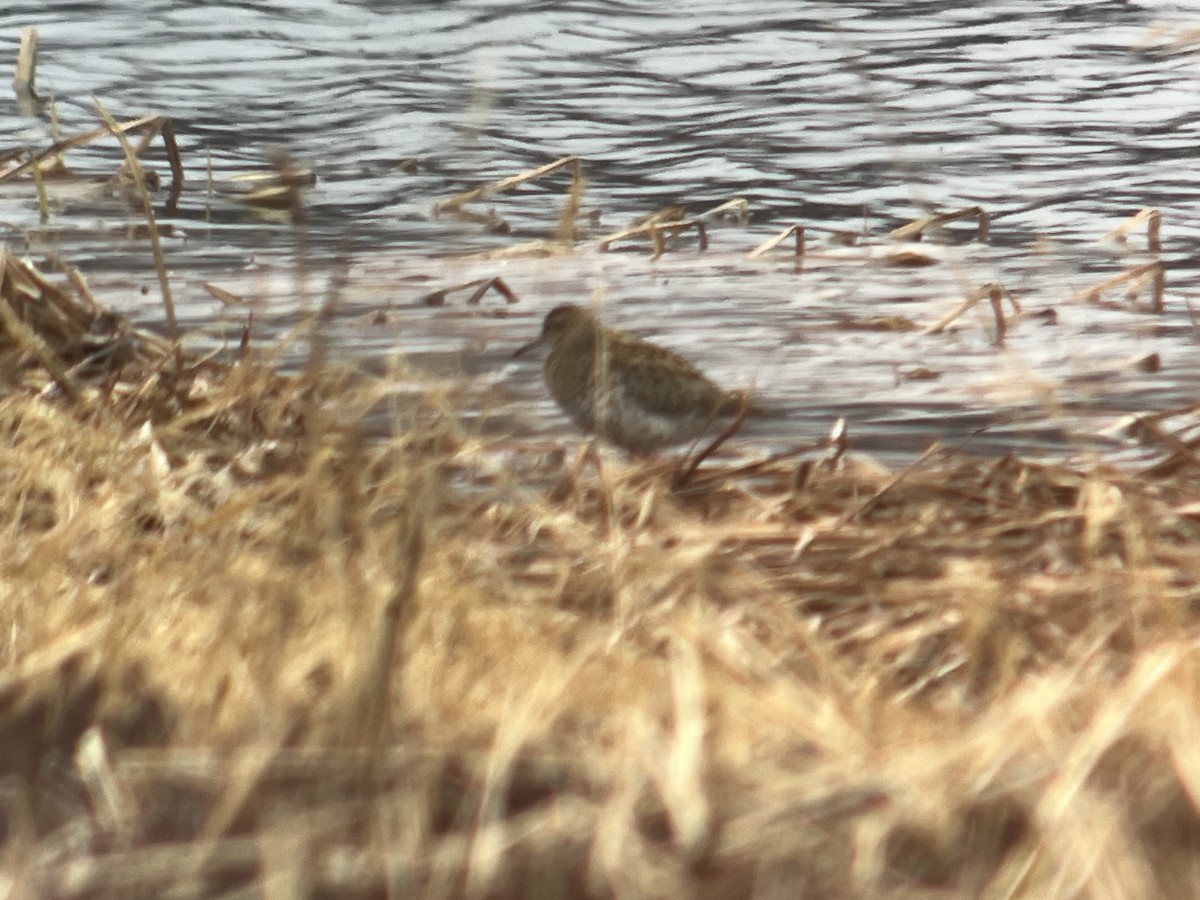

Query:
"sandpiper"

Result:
[[513, 304, 744, 453]]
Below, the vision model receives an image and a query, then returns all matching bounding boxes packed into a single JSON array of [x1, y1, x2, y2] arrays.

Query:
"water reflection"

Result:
[[0, 0, 1196, 460]]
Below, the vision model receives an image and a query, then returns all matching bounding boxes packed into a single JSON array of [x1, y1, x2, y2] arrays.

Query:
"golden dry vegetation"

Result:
[[1, 244, 1200, 900]]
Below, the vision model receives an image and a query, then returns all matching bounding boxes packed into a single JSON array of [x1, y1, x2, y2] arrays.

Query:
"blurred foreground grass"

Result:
[[2, 250, 1200, 899]]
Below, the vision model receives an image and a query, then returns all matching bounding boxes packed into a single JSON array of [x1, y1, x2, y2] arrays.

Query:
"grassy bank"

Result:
[[0, 249, 1199, 899]]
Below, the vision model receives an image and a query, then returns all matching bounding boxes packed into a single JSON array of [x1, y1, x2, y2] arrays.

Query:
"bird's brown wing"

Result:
[[611, 334, 730, 417]]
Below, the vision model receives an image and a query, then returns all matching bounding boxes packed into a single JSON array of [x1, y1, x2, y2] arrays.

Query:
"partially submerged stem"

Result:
[[92, 97, 178, 343]]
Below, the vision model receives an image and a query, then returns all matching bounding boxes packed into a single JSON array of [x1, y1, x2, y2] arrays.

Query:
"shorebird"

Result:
[[513, 304, 744, 453]]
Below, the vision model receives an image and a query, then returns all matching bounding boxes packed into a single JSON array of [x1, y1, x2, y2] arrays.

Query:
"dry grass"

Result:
[[0, 249, 1199, 899]]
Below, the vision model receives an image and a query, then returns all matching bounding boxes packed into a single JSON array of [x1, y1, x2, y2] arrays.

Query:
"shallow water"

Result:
[[0, 1, 1198, 462]]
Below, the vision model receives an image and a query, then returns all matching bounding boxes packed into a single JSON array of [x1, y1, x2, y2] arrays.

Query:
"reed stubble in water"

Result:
[[514, 304, 744, 453]]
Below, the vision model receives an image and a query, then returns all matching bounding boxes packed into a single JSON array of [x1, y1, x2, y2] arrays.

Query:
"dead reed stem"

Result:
[[0, 112, 162, 183], [926, 283, 1018, 342], [12, 26, 42, 119], [92, 97, 178, 342], [748, 223, 806, 259], [1076, 261, 1166, 312], [434, 155, 581, 213], [1103, 206, 1161, 255], [889, 205, 989, 242]]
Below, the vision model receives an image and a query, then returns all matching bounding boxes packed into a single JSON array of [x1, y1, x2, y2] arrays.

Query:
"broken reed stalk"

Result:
[[888, 205, 989, 243], [1103, 207, 1161, 255], [693, 198, 750, 225], [92, 97, 178, 342], [1075, 262, 1166, 312], [0, 113, 163, 184], [433, 155, 581, 213], [748, 223, 806, 259], [926, 283, 1018, 343], [598, 205, 685, 250], [418, 276, 518, 307], [13, 26, 38, 113], [600, 199, 743, 255]]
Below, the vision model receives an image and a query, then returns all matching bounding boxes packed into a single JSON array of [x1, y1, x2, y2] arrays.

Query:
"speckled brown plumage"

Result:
[[514, 304, 741, 453]]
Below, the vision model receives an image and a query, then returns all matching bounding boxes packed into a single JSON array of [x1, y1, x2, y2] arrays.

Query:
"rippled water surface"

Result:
[[1, 0, 1199, 461]]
